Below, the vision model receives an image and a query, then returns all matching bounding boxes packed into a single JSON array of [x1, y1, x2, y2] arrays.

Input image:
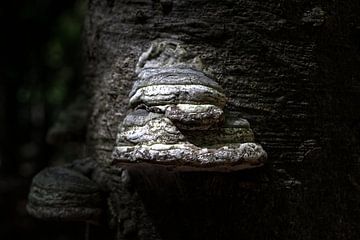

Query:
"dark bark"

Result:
[[85, 0, 360, 163], [46, 0, 360, 239]]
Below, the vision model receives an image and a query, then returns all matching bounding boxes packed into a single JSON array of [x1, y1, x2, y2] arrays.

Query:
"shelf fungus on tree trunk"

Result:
[[27, 158, 106, 224], [26, 40, 268, 235], [112, 39, 267, 170]]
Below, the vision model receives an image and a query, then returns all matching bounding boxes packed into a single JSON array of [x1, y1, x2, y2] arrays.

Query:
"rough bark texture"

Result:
[[82, 0, 360, 239]]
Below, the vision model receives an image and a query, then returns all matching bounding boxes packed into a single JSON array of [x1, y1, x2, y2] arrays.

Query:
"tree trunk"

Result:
[[38, 0, 360, 239]]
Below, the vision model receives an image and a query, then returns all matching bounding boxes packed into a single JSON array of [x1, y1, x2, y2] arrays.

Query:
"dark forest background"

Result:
[[1, 1, 360, 240], [0, 1, 88, 239]]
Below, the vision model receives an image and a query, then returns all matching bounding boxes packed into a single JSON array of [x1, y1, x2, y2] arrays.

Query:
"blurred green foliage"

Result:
[[46, 1, 85, 108], [16, 0, 86, 123]]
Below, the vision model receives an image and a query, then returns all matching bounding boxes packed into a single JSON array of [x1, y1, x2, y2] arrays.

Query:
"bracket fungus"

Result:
[[27, 158, 105, 224], [26, 40, 268, 230], [112, 40, 267, 170]]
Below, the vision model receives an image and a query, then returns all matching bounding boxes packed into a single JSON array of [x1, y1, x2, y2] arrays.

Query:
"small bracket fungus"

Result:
[[27, 158, 104, 224], [112, 39, 267, 169]]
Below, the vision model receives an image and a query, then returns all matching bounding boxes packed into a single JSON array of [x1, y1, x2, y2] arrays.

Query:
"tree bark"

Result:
[[81, 0, 360, 239]]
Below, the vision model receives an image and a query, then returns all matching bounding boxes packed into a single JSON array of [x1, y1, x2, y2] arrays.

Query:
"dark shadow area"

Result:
[[0, 1, 88, 239]]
